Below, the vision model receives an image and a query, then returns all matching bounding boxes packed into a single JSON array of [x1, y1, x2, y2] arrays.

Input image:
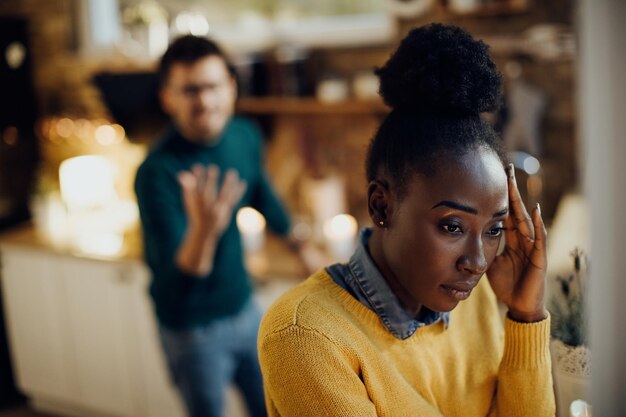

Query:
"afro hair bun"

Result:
[[376, 23, 502, 115]]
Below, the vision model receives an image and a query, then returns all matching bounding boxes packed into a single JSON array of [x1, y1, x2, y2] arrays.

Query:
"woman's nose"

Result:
[[456, 238, 488, 275]]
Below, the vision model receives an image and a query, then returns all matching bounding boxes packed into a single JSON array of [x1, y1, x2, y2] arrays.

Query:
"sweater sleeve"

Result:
[[251, 170, 291, 236], [259, 325, 378, 417], [492, 315, 556, 417], [243, 121, 291, 236]]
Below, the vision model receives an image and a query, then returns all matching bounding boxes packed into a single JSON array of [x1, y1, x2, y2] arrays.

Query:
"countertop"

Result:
[[0, 223, 309, 282]]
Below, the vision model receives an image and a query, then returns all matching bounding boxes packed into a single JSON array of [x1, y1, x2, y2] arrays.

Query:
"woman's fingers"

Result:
[[530, 203, 548, 271], [507, 164, 534, 240]]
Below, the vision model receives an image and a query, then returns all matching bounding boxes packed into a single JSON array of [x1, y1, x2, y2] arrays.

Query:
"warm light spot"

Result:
[[237, 207, 266, 252], [174, 12, 210, 36], [6, 41, 26, 69], [237, 207, 266, 233], [76, 232, 123, 257], [2, 126, 18, 146], [59, 155, 116, 209], [73, 119, 94, 142], [112, 124, 126, 141], [95, 124, 118, 146], [323, 214, 357, 240], [55, 118, 75, 138], [323, 214, 358, 261]]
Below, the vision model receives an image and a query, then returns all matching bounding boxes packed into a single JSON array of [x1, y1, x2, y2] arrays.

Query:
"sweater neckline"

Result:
[[168, 119, 233, 151], [313, 270, 447, 342]]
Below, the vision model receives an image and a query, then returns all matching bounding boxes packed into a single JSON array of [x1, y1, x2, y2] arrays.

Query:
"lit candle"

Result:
[[236, 207, 266, 253], [323, 214, 358, 261], [59, 155, 116, 210], [58, 155, 125, 256], [304, 175, 347, 242]]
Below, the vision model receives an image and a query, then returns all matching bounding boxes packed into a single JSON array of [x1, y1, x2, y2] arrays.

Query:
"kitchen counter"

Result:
[[0, 222, 309, 281], [0, 222, 142, 264]]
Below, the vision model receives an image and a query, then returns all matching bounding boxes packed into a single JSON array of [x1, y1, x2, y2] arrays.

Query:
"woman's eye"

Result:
[[442, 224, 462, 234], [487, 226, 504, 237]]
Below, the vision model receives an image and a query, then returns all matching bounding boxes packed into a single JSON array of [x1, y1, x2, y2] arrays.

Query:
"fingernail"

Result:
[[536, 203, 541, 215]]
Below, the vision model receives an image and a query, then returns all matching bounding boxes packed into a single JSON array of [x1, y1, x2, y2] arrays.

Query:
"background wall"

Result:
[[0, 0, 578, 224]]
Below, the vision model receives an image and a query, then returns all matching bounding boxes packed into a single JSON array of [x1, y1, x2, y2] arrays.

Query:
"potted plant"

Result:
[[549, 248, 591, 417]]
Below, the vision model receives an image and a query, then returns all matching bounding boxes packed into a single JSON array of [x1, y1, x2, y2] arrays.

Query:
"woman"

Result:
[[258, 24, 555, 417]]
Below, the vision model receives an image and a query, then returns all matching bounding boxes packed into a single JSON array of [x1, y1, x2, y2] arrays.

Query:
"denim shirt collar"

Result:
[[326, 228, 449, 340]]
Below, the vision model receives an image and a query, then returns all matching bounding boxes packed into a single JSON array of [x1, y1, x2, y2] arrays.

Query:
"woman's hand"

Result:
[[486, 164, 548, 323]]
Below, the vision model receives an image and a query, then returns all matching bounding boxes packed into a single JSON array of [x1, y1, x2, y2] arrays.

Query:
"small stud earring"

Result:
[[378, 220, 385, 227]]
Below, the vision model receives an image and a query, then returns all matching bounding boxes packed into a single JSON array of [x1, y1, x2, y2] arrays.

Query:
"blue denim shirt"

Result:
[[326, 228, 450, 340]]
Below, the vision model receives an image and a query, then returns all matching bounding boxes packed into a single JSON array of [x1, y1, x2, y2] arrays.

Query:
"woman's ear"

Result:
[[368, 179, 392, 228]]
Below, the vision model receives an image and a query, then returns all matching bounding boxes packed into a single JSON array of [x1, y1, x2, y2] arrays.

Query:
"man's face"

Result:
[[160, 55, 237, 143]]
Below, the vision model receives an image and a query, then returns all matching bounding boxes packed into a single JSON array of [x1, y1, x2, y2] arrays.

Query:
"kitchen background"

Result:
[[0, 0, 611, 417], [0, 0, 578, 230]]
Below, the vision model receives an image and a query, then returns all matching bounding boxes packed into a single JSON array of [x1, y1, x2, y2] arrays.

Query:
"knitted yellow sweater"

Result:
[[258, 270, 555, 417]]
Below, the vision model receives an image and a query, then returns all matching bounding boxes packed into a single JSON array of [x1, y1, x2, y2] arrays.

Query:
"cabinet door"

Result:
[[0, 249, 76, 403], [60, 259, 143, 417], [130, 265, 185, 417]]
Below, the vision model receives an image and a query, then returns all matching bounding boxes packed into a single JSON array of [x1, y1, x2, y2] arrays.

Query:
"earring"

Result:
[[378, 220, 385, 227]]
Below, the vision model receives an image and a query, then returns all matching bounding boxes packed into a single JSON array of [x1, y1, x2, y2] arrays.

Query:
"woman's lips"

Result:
[[440, 283, 475, 301]]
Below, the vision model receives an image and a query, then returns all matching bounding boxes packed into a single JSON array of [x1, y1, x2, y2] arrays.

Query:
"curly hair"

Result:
[[366, 23, 507, 197]]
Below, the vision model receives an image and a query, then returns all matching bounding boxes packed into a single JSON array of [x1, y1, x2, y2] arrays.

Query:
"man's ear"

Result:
[[367, 179, 393, 228], [159, 87, 174, 116]]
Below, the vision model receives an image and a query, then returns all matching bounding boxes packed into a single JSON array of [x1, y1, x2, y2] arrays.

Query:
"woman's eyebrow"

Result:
[[493, 208, 508, 218], [432, 200, 477, 214], [432, 200, 509, 218]]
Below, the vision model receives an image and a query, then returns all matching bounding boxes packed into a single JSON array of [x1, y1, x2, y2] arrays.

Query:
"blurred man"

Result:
[[135, 35, 316, 417]]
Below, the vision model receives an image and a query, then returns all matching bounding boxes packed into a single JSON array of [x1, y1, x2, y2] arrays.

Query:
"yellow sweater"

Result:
[[258, 270, 555, 417]]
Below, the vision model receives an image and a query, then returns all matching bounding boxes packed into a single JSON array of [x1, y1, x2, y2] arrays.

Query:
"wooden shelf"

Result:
[[236, 97, 389, 116]]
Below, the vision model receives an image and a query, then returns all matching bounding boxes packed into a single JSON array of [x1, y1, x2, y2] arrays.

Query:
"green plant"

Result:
[[550, 248, 588, 347]]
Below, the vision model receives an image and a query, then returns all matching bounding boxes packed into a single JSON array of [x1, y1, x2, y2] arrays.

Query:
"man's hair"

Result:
[[157, 35, 235, 88]]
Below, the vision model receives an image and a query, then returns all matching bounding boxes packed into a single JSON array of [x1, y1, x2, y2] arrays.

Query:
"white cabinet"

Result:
[[131, 265, 186, 417], [0, 244, 185, 417], [1, 249, 76, 404], [60, 259, 143, 416]]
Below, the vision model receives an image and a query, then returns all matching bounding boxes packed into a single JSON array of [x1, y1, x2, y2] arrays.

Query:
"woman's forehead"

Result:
[[405, 149, 508, 211]]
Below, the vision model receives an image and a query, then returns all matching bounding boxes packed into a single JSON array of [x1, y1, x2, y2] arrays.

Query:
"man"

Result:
[[135, 35, 315, 417]]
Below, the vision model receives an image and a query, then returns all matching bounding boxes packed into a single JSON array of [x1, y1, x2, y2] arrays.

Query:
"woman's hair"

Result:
[[157, 35, 236, 88], [366, 23, 507, 198]]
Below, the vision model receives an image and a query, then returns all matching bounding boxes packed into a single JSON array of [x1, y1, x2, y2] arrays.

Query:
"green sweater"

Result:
[[135, 117, 291, 330]]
